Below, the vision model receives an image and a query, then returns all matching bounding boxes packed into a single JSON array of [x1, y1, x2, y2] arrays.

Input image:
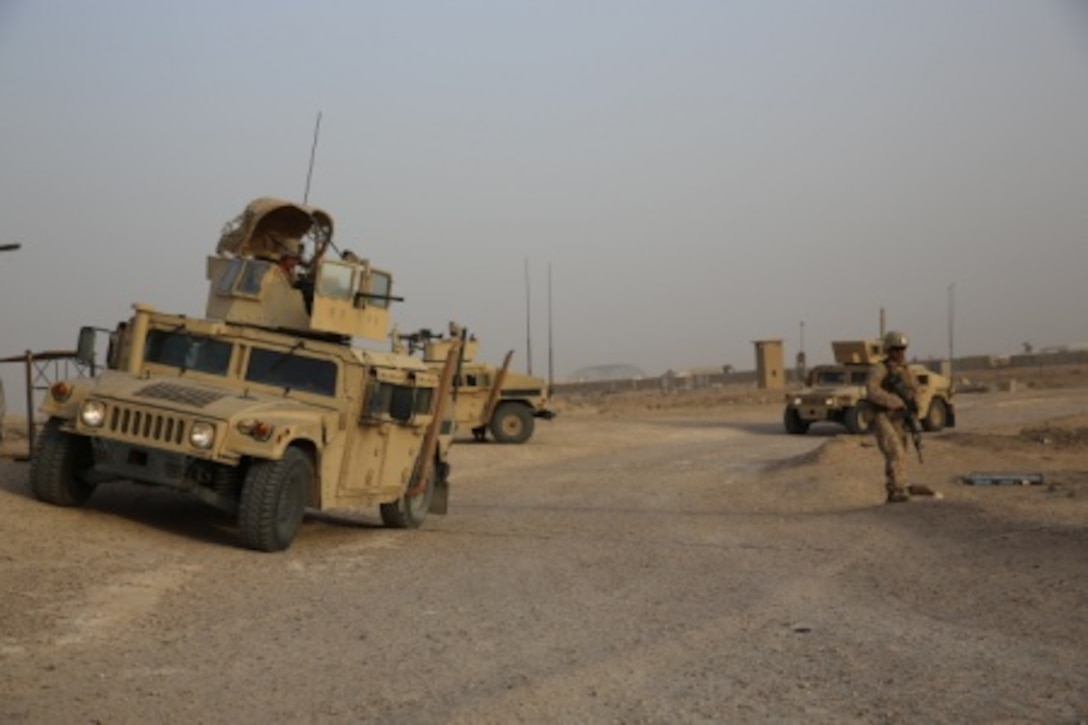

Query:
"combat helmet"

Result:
[[883, 330, 909, 350]]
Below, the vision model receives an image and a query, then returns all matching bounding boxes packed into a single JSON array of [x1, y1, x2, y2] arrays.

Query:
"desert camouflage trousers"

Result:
[[872, 412, 910, 494]]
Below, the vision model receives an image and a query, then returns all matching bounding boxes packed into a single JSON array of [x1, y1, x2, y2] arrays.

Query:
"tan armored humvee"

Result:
[[397, 326, 556, 444], [31, 198, 459, 551], [783, 339, 955, 435]]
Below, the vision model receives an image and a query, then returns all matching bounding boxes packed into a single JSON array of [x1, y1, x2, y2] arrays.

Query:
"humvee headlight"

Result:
[[190, 421, 216, 449], [792, 397, 802, 406], [824, 397, 834, 406], [79, 400, 106, 428]]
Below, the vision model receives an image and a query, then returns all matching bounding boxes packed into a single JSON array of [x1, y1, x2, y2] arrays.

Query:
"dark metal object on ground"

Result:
[[961, 472, 1045, 486]]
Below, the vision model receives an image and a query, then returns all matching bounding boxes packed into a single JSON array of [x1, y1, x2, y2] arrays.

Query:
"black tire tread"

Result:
[[783, 407, 810, 435], [489, 403, 534, 444], [238, 448, 311, 552], [922, 398, 948, 432], [30, 419, 95, 507], [380, 465, 435, 529]]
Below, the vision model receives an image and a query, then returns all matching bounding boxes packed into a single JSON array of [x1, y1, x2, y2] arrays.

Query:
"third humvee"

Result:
[[783, 339, 955, 435]]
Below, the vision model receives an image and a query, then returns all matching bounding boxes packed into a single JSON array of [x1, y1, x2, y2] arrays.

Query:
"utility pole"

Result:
[[948, 282, 955, 378], [524, 257, 533, 375], [0, 243, 21, 252], [547, 263, 554, 387]]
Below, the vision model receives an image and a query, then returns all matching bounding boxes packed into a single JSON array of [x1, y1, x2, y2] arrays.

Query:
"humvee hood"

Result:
[[88, 372, 332, 421], [803, 385, 861, 397]]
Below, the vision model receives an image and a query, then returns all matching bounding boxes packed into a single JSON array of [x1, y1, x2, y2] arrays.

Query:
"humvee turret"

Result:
[[783, 340, 955, 436], [31, 198, 459, 551], [398, 325, 556, 444]]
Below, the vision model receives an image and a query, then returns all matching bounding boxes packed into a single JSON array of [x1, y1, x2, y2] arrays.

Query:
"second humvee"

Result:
[[399, 326, 556, 444]]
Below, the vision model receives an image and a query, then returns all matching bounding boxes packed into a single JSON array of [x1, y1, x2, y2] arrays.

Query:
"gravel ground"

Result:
[[1, 384, 1087, 723]]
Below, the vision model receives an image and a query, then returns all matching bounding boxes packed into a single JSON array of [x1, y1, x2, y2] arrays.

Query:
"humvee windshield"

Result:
[[245, 348, 338, 396], [811, 369, 870, 386], [145, 330, 232, 375]]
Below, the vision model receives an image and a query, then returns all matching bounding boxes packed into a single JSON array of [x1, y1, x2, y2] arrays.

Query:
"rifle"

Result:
[[887, 375, 924, 463]]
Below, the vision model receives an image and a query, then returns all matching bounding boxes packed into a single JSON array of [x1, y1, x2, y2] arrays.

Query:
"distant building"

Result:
[[568, 364, 646, 383]]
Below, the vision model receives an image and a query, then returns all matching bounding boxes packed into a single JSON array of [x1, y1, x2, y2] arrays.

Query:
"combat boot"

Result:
[[886, 489, 911, 503]]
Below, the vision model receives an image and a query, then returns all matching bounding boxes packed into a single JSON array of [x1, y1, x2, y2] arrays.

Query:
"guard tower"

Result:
[[753, 339, 785, 390], [205, 197, 395, 342]]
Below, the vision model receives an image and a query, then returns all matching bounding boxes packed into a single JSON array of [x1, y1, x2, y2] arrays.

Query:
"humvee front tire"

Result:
[[238, 448, 311, 552], [380, 466, 435, 529], [490, 402, 534, 444], [783, 407, 810, 435], [843, 405, 872, 435], [922, 398, 948, 432], [30, 419, 95, 507]]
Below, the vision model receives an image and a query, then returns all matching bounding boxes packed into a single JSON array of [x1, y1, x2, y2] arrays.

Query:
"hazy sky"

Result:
[[2, 1, 1087, 400]]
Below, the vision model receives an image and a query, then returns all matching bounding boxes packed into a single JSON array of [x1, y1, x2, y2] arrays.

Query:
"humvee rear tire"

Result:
[[843, 405, 872, 435], [922, 398, 948, 432], [238, 448, 311, 552], [490, 403, 534, 444], [783, 407, 810, 435], [30, 419, 95, 507], [380, 465, 435, 529]]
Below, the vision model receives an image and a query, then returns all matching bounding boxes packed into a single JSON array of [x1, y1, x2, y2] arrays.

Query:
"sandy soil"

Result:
[[1, 379, 1086, 723]]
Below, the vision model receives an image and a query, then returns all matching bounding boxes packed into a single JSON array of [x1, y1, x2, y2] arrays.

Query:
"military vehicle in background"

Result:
[[30, 198, 460, 551], [783, 339, 955, 436], [398, 324, 556, 444]]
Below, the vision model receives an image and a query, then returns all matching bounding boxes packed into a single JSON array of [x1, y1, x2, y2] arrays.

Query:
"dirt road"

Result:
[[2, 386, 1087, 723]]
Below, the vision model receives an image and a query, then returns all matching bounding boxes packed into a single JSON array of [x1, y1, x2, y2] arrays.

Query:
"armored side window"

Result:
[[316, 262, 355, 301], [414, 388, 434, 415], [364, 377, 431, 422], [367, 270, 392, 310], [365, 381, 393, 418], [245, 348, 337, 396], [216, 258, 244, 296], [465, 374, 478, 387], [850, 371, 869, 384], [236, 260, 273, 297], [389, 386, 414, 422]]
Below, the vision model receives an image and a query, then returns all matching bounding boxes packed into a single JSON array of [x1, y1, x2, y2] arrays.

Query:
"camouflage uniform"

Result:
[[865, 357, 919, 500]]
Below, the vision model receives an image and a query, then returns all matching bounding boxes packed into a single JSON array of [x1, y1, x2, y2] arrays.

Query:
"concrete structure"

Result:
[[753, 339, 785, 390]]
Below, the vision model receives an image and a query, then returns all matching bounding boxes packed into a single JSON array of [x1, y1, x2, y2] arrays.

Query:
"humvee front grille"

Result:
[[107, 406, 187, 446]]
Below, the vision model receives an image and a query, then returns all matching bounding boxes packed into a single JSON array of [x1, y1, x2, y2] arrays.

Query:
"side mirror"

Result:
[[76, 326, 97, 366]]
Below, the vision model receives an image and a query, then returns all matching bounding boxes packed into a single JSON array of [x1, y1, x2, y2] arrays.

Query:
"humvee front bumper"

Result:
[[790, 402, 835, 422]]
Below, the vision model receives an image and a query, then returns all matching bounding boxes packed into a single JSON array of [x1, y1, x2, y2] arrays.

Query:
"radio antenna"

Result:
[[303, 111, 323, 204]]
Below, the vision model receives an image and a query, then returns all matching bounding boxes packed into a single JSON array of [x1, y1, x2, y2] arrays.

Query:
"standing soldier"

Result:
[[866, 330, 919, 503]]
